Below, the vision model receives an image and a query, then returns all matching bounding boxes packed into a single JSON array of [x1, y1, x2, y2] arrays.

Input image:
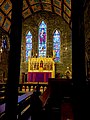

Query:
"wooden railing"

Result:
[[0, 82, 48, 103], [18, 83, 48, 93], [39, 86, 50, 108], [0, 84, 6, 105], [0, 91, 33, 120], [0, 82, 48, 119]]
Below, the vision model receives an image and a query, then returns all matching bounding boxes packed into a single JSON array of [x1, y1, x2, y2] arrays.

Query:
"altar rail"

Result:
[[0, 83, 48, 120], [0, 83, 48, 104], [18, 83, 48, 93]]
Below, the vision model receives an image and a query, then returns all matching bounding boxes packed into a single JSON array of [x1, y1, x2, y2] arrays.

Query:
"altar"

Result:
[[27, 56, 55, 83]]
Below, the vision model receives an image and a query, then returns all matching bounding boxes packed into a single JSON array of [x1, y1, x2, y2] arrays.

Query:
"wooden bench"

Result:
[[39, 86, 50, 108], [0, 91, 33, 120], [0, 103, 5, 119]]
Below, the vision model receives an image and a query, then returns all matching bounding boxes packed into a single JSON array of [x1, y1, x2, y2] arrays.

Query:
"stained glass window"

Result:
[[38, 21, 47, 57], [53, 30, 60, 62], [2, 36, 7, 49], [26, 31, 32, 61]]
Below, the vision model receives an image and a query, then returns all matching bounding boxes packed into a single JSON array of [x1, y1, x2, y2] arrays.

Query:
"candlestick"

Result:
[[36, 53, 37, 58]]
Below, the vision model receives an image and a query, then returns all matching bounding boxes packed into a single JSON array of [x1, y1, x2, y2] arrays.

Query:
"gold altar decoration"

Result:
[[28, 56, 55, 78]]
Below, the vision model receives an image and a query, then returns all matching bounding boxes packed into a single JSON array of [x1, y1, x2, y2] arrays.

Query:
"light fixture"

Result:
[[0, 48, 2, 53], [65, 47, 67, 50]]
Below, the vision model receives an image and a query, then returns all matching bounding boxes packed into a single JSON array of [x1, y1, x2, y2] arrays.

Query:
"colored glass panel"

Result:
[[53, 30, 60, 62], [2, 39, 7, 49], [38, 21, 47, 57], [26, 31, 32, 61]]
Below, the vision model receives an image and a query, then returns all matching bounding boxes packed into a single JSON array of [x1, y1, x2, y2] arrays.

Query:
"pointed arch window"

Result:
[[38, 21, 47, 57], [26, 31, 32, 61], [53, 30, 60, 62], [2, 36, 7, 49]]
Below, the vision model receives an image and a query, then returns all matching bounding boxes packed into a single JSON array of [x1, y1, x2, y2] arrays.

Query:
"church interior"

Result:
[[0, 0, 90, 120]]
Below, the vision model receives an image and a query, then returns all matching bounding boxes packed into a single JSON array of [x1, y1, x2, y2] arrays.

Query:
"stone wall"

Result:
[[20, 11, 72, 80], [0, 29, 9, 82], [84, 0, 90, 78], [84, 0, 90, 60]]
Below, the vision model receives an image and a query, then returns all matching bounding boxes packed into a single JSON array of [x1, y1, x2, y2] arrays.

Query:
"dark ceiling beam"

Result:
[[61, 0, 72, 29], [63, 11, 71, 29], [51, 0, 54, 13], [61, 0, 64, 17], [39, 0, 44, 10], [64, 10, 71, 18], [63, 18, 70, 28], [0, 0, 5, 6], [0, 27, 10, 36], [63, 1, 71, 28], [26, 0, 34, 13], [64, 2, 71, 10], [85, 43, 90, 48], [83, 0, 88, 10], [85, 38, 90, 43], [69, 19, 72, 29], [0, 8, 11, 21]]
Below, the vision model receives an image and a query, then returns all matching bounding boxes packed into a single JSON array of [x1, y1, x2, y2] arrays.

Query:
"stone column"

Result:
[[72, 0, 87, 119], [72, 0, 86, 85], [5, 0, 23, 120]]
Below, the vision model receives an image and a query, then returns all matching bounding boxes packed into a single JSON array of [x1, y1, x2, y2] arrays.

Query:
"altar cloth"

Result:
[[27, 72, 51, 82]]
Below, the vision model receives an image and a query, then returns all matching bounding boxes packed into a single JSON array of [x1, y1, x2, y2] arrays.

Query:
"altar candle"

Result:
[[36, 53, 37, 58]]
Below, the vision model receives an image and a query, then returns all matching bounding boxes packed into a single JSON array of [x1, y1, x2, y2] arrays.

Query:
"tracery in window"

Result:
[[2, 36, 7, 49]]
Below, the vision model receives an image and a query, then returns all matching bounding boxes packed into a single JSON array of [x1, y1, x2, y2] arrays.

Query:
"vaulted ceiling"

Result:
[[0, 0, 71, 33]]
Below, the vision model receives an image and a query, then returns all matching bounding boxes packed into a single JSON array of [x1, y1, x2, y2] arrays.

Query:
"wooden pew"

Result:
[[39, 78, 72, 109], [0, 103, 5, 119], [27, 86, 50, 120], [39, 78, 73, 120], [48, 78, 73, 101], [0, 91, 33, 120], [39, 86, 50, 108]]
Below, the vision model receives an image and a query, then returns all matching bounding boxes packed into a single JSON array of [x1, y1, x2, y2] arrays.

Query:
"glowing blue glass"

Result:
[[26, 31, 32, 61], [53, 30, 60, 62]]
